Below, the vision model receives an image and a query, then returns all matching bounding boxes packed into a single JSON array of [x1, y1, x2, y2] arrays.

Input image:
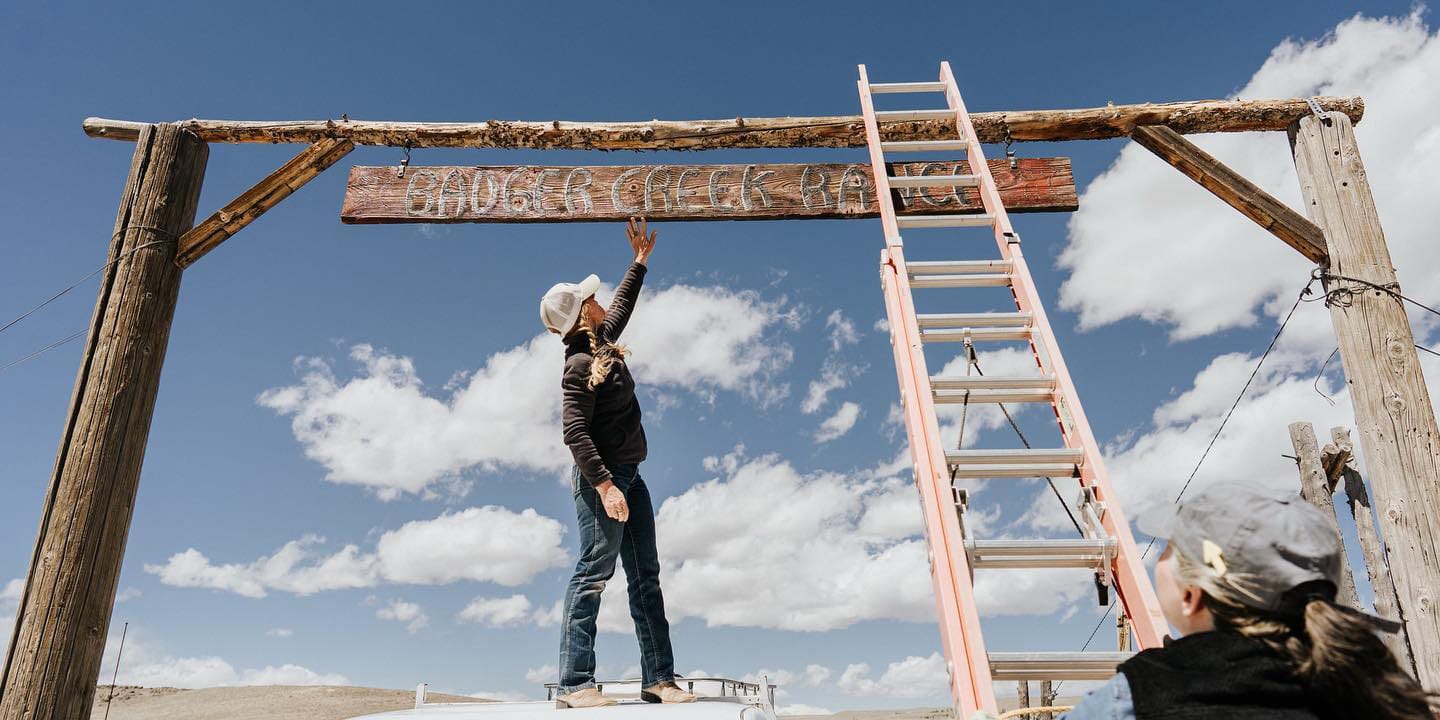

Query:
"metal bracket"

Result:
[[1077, 487, 1116, 606], [1003, 231, 1021, 245], [1305, 97, 1331, 126]]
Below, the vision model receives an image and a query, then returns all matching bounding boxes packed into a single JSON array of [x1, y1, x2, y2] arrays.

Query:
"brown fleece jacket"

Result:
[[560, 262, 648, 486]]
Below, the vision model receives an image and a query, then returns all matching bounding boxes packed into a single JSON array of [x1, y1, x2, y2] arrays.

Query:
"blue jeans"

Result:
[[558, 463, 676, 693]]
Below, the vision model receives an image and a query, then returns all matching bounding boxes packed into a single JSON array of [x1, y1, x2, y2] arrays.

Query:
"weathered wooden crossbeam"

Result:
[[341, 159, 1076, 223], [84, 96, 1362, 150]]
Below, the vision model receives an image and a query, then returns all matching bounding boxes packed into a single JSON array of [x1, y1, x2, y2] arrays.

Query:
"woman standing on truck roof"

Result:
[[539, 217, 696, 710], [1059, 484, 1435, 720]]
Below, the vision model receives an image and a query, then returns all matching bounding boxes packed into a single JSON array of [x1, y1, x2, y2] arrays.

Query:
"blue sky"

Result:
[[3, 1, 1439, 711]]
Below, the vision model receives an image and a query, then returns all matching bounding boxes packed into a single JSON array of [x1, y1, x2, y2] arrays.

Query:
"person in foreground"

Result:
[[539, 217, 696, 710], [1061, 484, 1435, 720]]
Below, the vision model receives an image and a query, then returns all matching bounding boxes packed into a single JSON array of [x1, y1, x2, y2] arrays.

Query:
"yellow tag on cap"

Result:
[[1202, 539, 1228, 576]]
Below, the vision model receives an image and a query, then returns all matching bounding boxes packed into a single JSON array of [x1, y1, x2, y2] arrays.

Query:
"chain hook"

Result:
[[396, 142, 412, 178], [1002, 115, 1018, 170]]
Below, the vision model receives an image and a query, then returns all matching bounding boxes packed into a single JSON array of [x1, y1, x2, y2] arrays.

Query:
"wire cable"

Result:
[[0, 329, 87, 375], [0, 235, 176, 339], [1058, 274, 1318, 690], [0, 236, 177, 378]]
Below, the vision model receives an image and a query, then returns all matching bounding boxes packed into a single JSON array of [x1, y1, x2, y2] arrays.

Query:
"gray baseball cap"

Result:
[[1136, 484, 1345, 612]]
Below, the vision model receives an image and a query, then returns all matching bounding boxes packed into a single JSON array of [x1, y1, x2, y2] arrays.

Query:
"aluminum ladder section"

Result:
[[858, 61, 1169, 718]]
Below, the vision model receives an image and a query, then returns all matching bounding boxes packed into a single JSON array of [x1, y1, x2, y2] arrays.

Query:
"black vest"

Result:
[[1118, 631, 1319, 719]]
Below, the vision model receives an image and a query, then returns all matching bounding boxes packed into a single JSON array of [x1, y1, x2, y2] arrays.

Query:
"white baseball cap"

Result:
[[539, 274, 600, 335]]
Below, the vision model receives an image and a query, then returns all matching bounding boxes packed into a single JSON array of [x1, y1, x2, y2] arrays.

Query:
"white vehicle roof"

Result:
[[348, 678, 777, 720]]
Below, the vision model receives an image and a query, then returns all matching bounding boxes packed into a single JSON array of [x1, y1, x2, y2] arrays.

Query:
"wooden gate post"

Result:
[[1, 124, 206, 719], [1290, 111, 1440, 687]]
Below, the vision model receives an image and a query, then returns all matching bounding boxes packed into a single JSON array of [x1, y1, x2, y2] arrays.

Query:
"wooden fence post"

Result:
[[0, 124, 206, 720], [1325, 427, 1417, 673], [1287, 422, 1361, 608], [1039, 680, 1056, 720], [1290, 111, 1440, 687]]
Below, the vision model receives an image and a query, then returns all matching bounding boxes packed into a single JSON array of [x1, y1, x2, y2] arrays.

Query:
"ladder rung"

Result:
[[869, 81, 947, 94], [881, 140, 969, 153], [916, 312, 1031, 329], [934, 390, 1053, 404], [874, 109, 955, 122], [930, 374, 1055, 390], [887, 174, 980, 189], [966, 539, 1114, 569], [948, 448, 1083, 465], [909, 274, 1012, 289], [920, 327, 1031, 343], [897, 214, 996, 229], [988, 652, 1133, 682], [948, 463, 1077, 478], [907, 260, 1011, 275]]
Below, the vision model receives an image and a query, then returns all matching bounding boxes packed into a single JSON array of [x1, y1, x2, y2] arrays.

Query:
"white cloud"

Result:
[[457, 594, 534, 628], [259, 284, 794, 499], [265, 628, 293, 638], [801, 360, 851, 415], [525, 664, 557, 685], [1100, 350, 1359, 523], [534, 447, 1045, 635], [814, 402, 861, 443], [826, 309, 860, 351], [145, 506, 567, 597], [1059, 11, 1440, 349], [803, 664, 832, 687], [531, 599, 563, 627], [115, 587, 142, 603], [650, 449, 934, 631], [376, 508, 567, 586], [376, 599, 429, 633], [778, 704, 833, 716], [837, 652, 947, 698], [100, 629, 348, 689], [1, 578, 21, 648]]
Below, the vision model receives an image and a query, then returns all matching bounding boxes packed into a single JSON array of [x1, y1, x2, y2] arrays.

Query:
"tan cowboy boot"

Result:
[[641, 681, 697, 704], [556, 688, 618, 709]]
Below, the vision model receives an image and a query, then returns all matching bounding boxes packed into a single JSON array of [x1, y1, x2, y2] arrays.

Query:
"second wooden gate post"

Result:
[[1290, 111, 1440, 686], [0, 124, 206, 720]]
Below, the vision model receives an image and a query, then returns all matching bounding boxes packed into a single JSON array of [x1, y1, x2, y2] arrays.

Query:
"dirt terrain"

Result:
[[88, 685, 483, 720]]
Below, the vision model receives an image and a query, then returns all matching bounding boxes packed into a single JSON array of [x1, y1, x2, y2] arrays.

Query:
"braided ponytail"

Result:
[[571, 317, 630, 390]]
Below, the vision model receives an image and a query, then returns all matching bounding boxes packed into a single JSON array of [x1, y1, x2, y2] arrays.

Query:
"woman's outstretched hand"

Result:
[[596, 480, 630, 522], [627, 216, 656, 265]]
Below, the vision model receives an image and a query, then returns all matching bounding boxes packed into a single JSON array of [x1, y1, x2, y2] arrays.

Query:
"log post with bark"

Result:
[[0, 124, 206, 720]]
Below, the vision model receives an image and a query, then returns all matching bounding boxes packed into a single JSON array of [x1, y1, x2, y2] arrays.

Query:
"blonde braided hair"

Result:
[[570, 315, 630, 390]]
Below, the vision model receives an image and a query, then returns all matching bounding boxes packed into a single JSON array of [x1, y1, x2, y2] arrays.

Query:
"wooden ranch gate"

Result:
[[3, 77, 1438, 719]]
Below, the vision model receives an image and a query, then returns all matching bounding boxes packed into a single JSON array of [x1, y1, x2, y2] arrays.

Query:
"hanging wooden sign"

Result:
[[340, 158, 1076, 223]]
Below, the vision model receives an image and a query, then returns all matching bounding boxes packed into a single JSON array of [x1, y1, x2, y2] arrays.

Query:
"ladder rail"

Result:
[[864, 62, 996, 716], [937, 60, 1168, 645], [857, 68, 901, 245], [880, 248, 998, 716]]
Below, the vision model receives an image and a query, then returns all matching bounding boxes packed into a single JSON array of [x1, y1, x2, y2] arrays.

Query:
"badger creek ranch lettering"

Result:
[[340, 159, 1078, 223]]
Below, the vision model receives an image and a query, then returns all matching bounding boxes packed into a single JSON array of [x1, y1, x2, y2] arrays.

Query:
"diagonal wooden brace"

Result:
[[1130, 124, 1328, 264], [176, 137, 354, 267]]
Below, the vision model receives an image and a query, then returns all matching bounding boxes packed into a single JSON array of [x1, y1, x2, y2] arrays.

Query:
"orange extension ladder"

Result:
[[858, 62, 1169, 717]]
